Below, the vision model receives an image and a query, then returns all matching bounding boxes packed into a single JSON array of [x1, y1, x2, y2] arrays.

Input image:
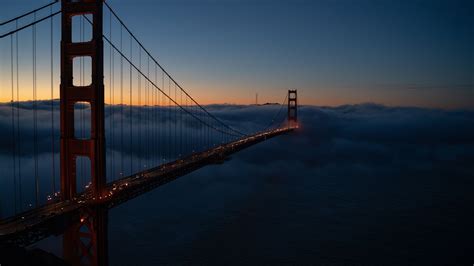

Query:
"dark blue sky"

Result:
[[1, 0, 473, 108]]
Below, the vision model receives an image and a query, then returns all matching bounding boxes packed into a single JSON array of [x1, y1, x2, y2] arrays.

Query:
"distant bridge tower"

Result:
[[60, 0, 105, 200], [288, 89, 297, 127]]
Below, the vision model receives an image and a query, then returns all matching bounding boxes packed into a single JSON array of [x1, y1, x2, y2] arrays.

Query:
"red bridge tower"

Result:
[[288, 89, 298, 127], [60, 0, 106, 200]]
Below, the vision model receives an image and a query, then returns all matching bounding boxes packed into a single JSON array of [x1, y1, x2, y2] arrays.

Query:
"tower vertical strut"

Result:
[[60, 0, 105, 200]]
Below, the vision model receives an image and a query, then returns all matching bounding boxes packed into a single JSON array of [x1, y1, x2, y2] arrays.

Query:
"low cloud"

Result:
[[104, 103, 474, 265], [1, 101, 473, 221]]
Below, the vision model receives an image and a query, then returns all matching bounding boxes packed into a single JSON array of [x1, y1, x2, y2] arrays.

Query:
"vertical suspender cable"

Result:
[[138, 48, 141, 169], [147, 57, 150, 168], [197, 107, 199, 150], [33, 11, 39, 207], [193, 105, 196, 152], [203, 111, 206, 148], [201, 108, 203, 148], [199, 110, 202, 150], [207, 111, 209, 149], [191, 103, 193, 152], [195, 105, 198, 151], [108, 11, 113, 180], [111, 19, 115, 179], [129, 35, 133, 174], [157, 66, 160, 165], [180, 89, 182, 157], [161, 70, 164, 163], [152, 65, 155, 165], [174, 83, 177, 158], [184, 96, 187, 154], [204, 110, 207, 148], [120, 24, 124, 177], [11, 34, 17, 214], [201, 110, 204, 149], [168, 78, 171, 161], [50, 5, 56, 195], [151, 64, 154, 165], [16, 20, 22, 211], [154, 64, 158, 165], [196, 107, 199, 150], [206, 109, 211, 149]]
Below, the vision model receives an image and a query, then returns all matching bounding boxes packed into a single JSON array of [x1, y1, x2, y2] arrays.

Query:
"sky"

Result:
[[0, 0, 473, 108]]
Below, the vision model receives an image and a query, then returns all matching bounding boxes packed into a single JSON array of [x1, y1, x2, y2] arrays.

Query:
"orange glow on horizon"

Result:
[[0, 83, 473, 110]]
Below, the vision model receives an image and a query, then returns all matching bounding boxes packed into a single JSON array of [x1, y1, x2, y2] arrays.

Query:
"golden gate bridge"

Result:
[[0, 1, 297, 264]]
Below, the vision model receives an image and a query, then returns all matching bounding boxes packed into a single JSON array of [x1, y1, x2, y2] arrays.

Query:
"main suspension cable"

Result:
[[102, 2, 247, 137], [0, 11, 61, 39], [0, 0, 58, 26]]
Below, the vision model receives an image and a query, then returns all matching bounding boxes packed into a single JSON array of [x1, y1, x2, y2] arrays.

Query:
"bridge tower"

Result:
[[60, 0, 105, 200], [63, 207, 109, 266], [288, 89, 297, 127]]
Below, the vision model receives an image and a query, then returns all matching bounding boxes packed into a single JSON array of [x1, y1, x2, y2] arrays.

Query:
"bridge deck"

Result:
[[0, 127, 294, 247]]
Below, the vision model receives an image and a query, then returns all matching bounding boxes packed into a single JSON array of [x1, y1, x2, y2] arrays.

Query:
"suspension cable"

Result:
[[0, 1, 58, 26], [102, 2, 247, 137], [262, 95, 288, 131], [82, 15, 249, 138], [0, 11, 61, 39]]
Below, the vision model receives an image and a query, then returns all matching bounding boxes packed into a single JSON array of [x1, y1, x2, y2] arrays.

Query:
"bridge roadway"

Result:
[[0, 126, 294, 247]]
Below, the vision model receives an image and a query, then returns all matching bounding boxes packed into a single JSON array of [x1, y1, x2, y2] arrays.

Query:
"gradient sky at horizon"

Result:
[[0, 0, 473, 108]]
